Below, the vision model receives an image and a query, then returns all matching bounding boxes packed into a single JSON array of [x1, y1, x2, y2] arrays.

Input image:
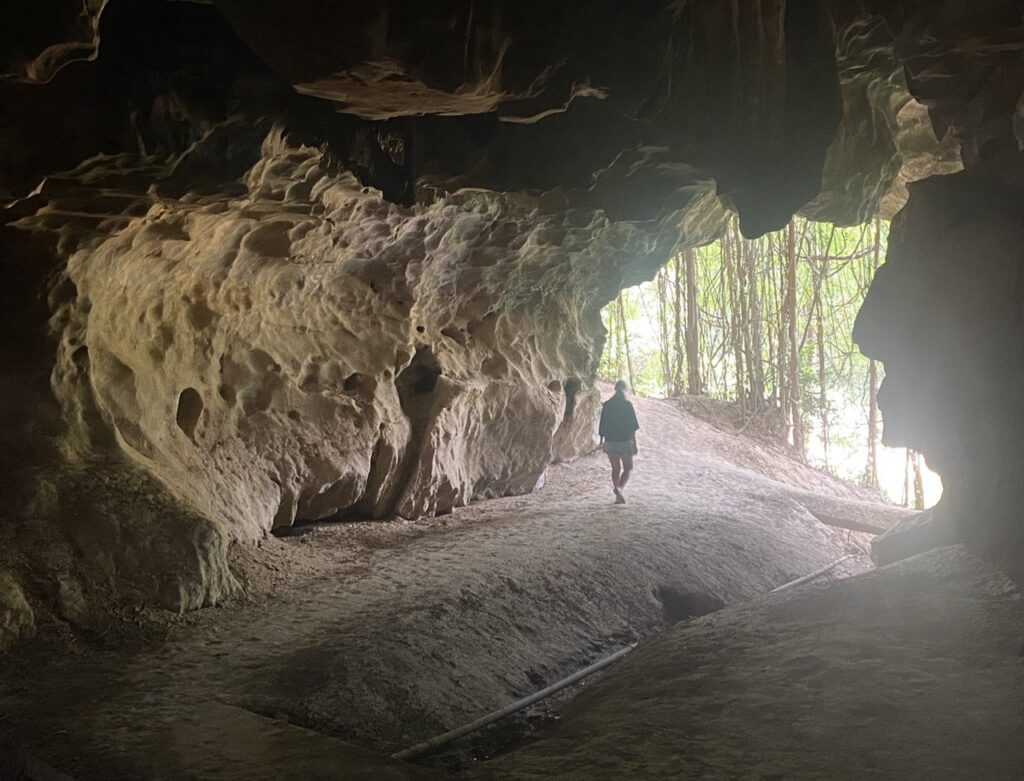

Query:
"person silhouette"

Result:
[[598, 380, 639, 504]]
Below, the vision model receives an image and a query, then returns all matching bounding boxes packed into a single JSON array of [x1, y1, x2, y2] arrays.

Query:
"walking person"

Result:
[[599, 380, 639, 504]]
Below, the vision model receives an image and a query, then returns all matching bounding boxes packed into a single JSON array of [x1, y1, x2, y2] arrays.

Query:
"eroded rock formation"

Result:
[[0, 0, 1018, 642], [855, 0, 1024, 566], [47, 129, 680, 530]]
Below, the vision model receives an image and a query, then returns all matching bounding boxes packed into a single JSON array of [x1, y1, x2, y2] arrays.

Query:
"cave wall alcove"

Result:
[[0, 0, 1021, 648]]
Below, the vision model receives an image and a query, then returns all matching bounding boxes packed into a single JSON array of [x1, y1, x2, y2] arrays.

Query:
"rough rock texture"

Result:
[[3, 125, 700, 613], [214, 0, 845, 235], [0, 0, 1019, 626], [0, 571, 35, 651], [44, 129, 676, 533], [855, 0, 1024, 564], [801, 14, 962, 224]]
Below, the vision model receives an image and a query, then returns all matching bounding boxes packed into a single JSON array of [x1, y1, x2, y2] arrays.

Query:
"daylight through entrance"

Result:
[[599, 215, 941, 507]]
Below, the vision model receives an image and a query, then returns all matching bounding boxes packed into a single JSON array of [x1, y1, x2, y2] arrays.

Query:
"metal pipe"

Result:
[[769, 554, 854, 593], [391, 643, 636, 762]]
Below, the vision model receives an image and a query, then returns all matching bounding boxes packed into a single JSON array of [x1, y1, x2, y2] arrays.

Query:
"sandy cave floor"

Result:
[[0, 392, 941, 779], [473, 544, 1024, 781]]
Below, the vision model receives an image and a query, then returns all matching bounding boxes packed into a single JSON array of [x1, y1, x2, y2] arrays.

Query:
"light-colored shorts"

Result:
[[603, 440, 637, 457]]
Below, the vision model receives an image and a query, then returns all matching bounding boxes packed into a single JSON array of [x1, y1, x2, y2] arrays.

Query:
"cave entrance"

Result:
[[598, 214, 941, 509]]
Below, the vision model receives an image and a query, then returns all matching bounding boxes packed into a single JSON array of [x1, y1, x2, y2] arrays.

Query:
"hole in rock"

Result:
[[175, 387, 203, 440], [403, 353, 441, 395], [343, 373, 362, 392], [654, 586, 725, 625], [547, 380, 561, 393], [563, 378, 581, 420]]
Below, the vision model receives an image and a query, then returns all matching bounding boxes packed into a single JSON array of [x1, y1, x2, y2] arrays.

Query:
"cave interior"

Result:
[[1, 1, 1023, 779]]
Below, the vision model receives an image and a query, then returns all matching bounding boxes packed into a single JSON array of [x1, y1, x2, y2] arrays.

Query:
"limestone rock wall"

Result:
[[1, 125, 694, 622], [801, 14, 963, 224], [854, 0, 1024, 565], [54, 130, 636, 532], [51, 129, 675, 533], [856, 172, 1024, 561]]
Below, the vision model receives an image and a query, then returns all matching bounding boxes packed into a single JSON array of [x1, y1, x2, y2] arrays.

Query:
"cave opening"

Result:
[[598, 215, 942, 510]]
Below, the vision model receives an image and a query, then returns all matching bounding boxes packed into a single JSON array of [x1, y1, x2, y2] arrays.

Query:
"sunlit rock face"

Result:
[[2, 125, 705, 618], [46, 129, 689, 535], [801, 14, 962, 224]]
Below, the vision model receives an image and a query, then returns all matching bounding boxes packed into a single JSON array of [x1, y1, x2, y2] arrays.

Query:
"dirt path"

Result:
[[0, 392, 910, 777]]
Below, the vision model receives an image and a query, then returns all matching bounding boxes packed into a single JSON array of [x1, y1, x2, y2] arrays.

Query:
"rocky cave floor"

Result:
[[2, 393, 1021, 780]]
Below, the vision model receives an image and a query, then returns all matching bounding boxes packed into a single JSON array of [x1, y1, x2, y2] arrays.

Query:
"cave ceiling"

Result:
[[2, 0, 990, 238]]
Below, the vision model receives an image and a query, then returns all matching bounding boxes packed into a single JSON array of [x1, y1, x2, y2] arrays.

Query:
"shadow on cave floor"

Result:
[[0, 392, 955, 780]]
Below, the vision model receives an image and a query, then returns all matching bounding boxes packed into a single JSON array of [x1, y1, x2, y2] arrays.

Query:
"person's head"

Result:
[[614, 379, 628, 395]]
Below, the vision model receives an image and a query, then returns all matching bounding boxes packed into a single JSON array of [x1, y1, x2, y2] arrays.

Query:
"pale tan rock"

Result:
[[40, 129, 674, 562]]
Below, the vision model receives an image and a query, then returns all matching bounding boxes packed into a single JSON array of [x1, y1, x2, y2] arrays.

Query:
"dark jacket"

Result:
[[599, 394, 639, 442]]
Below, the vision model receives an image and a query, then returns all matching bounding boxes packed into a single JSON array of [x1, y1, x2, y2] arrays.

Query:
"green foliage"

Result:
[[598, 215, 902, 493]]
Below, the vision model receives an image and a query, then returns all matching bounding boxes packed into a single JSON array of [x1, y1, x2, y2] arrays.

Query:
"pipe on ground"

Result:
[[769, 554, 854, 594], [391, 643, 636, 762], [392, 556, 853, 763]]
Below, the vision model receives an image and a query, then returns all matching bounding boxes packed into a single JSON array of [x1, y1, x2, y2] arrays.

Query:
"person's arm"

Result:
[[594, 405, 607, 452]]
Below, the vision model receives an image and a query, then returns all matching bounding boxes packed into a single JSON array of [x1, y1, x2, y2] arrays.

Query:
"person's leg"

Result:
[[619, 454, 634, 490], [607, 454, 622, 491]]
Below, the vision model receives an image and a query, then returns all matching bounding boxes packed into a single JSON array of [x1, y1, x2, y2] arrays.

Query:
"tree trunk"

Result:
[[733, 221, 756, 410], [612, 293, 623, 380], [684, 248, 701, 395], [673, 254, 685, 392], [745, 227, 764, 407], [617, 292, 635, 390], [656, 267, 673, 396], [866, 217, 882, 490], [816, 270, 829, 470], [786, 220, 804, 456], [723, 226, 746, 410], [911, 450, 926, 510], [777, 235, 790, 441]]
